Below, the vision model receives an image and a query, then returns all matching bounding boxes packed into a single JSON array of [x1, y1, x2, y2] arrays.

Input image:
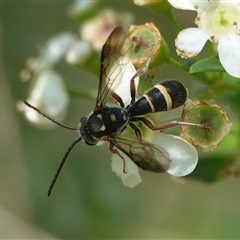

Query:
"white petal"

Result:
[[68, 0, 97, 16], [175, 28, 209, 58], [156, 134, 198, 177], [108, 57, 139, 107], [168, 0, 208, 11], [218, 34, 240, 78], [111, 152, 142, 188], [217, 0, 240, 3], [25, 70, 69, 128], [66, 40, 92, 64], [133, 0, 151, 6], [36, 33, 75, 72]]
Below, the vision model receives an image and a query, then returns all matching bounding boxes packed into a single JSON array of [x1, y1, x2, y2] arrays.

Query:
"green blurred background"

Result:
[[0, 1, 240, 238]]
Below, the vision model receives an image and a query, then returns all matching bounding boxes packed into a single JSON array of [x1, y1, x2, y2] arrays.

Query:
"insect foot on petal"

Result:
[[111, 151, 142, 188]]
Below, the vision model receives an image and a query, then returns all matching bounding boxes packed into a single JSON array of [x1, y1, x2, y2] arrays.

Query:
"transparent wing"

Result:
[[95, 27, 135, 110], [110, 135, 171, 172]]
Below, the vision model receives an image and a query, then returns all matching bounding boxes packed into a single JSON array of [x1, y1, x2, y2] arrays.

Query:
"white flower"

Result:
[[35, 33, 76, 73], [133, 0, 152, 6], [22, 70, 69, 128], [68, 0, 97, 18], [81, 9, 133, 50], [168, 0, 240, 78], [65, 40, 92, 65], [111, 133, 198, 188]]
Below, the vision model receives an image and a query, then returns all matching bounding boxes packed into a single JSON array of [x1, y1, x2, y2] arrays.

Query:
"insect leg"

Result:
[[129, 57, 152, 105], [128, 122, 156, 157], [154, 120, 208, 131], [109, 143, 127, 173], [131, 117, 203, 132], [128, 122, 143, 143], [111, 92, 125, 108]]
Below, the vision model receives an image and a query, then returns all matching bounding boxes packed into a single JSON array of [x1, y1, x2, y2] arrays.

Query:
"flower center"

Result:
[[195, 2, 240, 42]]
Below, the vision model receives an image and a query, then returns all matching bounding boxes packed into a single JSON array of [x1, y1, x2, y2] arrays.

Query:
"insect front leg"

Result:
[[109, 143, 127, 173], [111, 92, 125, 108]]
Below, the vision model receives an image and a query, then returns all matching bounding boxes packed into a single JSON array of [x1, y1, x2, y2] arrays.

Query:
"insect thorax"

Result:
[[80, 106, 129, 145]]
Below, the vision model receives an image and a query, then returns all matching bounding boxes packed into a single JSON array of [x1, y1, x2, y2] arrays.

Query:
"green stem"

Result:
[[165, 10, 182, 32], [167, 57, 189, 72]]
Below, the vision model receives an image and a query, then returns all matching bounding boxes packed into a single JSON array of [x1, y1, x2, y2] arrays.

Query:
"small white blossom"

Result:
[[65, 40, 92, 65], [22, 70, 69, 128], [168, 0, 240, 78], [35, 33, 76, 73], [133, 0, 152, 6], [81, 9, 133, 50], [68, 0, 97, 17]]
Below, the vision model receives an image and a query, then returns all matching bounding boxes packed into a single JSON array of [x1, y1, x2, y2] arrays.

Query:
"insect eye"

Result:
[[80, 115, 87, 122]]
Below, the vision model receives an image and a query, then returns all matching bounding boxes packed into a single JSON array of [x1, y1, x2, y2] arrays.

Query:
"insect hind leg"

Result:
[[129, 122, 143, 143], [131, 116, 204, 132], [128, 122, 154, 158]]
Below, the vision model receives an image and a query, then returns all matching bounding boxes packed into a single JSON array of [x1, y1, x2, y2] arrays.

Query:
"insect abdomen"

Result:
[[128, 80, 187, 116]]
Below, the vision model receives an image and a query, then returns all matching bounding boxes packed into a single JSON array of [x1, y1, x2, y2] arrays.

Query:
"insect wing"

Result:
[[111, 57, 138, 107], [96, 27, 135, 109], [110, 136, 171, 172]]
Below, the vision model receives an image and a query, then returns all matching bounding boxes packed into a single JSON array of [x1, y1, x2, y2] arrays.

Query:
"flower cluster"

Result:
[[168, 0, 240, 78]]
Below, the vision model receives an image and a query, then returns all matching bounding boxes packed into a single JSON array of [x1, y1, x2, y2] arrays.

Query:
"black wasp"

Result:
[[24, 27, 188, 196]]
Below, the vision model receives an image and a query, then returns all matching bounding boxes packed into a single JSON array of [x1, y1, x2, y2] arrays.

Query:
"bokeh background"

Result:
[[0, 1, 240, 238]]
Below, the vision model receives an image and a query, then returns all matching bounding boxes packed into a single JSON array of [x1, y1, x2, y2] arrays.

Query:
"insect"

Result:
[[24, 27, 188, 196]]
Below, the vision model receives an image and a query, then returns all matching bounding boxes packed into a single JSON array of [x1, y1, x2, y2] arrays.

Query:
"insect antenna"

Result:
[[23, 101, 79, 130], [48, 136, 82, 196]]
